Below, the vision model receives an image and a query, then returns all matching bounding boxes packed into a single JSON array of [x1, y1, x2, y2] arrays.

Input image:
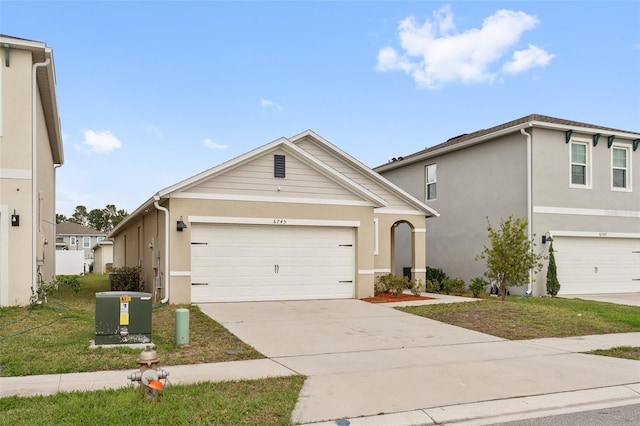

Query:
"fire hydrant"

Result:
[[127, 345, 169, 401]]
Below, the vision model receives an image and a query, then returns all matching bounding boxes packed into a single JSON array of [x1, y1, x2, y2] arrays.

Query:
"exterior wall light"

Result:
[[176, 217, 187, 232], [542, 232, 553, 244], [11, 210, 19, 226]]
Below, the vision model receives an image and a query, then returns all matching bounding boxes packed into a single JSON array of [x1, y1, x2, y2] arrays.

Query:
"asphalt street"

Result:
[[494, 403, 640, 425]]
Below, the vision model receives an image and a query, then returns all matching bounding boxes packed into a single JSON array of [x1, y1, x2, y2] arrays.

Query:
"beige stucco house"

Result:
[[376, 114, 639, 296], [110, 131, 438, 304], [92, 240, 113, 274], [0, 35, 63, 306]]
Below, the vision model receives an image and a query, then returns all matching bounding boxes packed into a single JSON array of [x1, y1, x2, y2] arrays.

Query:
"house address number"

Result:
[[273, 219, 287, 225]]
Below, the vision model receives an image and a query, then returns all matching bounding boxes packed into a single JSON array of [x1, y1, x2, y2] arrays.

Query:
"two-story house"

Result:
[[376, 114, 639, 296], [0, 35, 63, 306], [55, 222, 107, 271]]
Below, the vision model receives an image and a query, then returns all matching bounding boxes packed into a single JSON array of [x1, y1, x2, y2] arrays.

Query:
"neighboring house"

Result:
[[0, 35, 63, 306], [55, 222, 107, 272], [376, 114, 639, 296], [109, 131, 438, 304], [56, 222, 107, 256], [92, 240, 113, 274]]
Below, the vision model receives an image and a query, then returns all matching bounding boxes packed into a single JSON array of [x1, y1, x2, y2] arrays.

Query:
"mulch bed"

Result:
[[362, 292, 435, 303]]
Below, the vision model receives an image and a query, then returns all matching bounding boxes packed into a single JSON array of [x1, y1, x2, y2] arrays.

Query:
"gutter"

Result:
[[153, 196, 170, 303], [32, 57, 50, 300], [520, 127, 533, 295]]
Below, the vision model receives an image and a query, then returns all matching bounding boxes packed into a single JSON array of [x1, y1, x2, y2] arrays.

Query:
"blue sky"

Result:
[[2, 1, 639, 216]]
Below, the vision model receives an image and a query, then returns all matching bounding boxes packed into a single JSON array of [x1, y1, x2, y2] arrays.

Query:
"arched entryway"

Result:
[[390, 220, 415, 280]]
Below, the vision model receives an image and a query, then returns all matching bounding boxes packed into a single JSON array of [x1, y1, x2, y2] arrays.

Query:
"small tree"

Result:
[[546, 242, 561, 297], [476, 216, 544, 301]]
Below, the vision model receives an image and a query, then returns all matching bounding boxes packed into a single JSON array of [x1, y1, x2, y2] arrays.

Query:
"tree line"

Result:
[[56, 204, 128, 233]]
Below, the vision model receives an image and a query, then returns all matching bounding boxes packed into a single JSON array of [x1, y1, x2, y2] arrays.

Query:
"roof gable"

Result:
[[159, 137, 387, 207]]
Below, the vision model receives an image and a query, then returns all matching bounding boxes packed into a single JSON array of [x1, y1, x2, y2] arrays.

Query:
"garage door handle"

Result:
[[274, 264, 280, 274], [339, 280, 353, 283], [191, 242, 208, 245], [191, 282, 209, 286], [339, 244, 353, 247]]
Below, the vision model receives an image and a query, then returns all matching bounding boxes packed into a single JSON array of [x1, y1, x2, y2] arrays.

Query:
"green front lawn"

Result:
[[0, 274, 262, 377], [397, 295, 640, 340]]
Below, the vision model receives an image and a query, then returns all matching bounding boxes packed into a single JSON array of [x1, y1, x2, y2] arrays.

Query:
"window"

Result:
[[83, 237, 91, 248], [612, 145, 631, 191], [97, 236, 105, 243], [425, 164, 437, 200], [570, 140, 590, 188], [274, 155, 285, 178], [69, 236, 77, 247]]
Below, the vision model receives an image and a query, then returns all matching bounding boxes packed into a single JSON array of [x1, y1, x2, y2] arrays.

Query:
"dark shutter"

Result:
[[274, 155, 285, 178]]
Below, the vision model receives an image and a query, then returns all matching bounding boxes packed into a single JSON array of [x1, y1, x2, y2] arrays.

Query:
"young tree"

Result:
[[546, 242, 561, 297], [476, 216, 544, 301]]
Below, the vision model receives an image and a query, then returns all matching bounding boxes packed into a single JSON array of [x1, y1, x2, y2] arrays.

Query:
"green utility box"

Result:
[[95, 291, 152, 345]]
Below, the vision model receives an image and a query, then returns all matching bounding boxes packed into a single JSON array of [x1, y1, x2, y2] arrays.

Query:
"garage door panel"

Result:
[[191, 224, 355, 303], [554, 237, 640, 295]]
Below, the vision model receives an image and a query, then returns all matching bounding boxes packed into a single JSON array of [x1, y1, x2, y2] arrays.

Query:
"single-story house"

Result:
[[109, 131, 438, 303], [92, 239, 113, 274], [375, 114, 639, 296]]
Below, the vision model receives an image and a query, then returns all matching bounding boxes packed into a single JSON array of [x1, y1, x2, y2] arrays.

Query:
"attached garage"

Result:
[[190, 223, 355, 302], [108, 131, 438, 304], [553, 236, 640, 295]]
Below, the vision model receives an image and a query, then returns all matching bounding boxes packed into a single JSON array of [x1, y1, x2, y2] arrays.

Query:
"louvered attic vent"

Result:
[[274, 154, 285, 178]]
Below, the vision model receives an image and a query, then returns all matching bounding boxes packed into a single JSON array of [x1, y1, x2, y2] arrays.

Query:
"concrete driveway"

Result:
[[198, 300, 640, 424], [562, 293, 640, 307]]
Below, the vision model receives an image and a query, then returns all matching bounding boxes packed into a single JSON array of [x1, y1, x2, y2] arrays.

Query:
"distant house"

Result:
[[0, 35, 63, 306], [56, 222, 107, 255], [109, 131, 438, 304], [376, 114, 639, 296], [92, 240, 113, 274]]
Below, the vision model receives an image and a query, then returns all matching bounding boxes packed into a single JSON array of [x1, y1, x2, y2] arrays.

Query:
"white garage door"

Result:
[[553, 237, 640, 295], [190, 224, 355, 302]]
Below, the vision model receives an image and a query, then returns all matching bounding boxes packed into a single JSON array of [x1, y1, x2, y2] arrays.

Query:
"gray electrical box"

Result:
[[95, 291, 152, 345]]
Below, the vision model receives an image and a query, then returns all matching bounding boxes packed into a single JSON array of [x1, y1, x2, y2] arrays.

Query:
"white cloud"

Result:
[[203, 138, 228, 150], [377, 6, 553, 89], [260, 98, 283, 111], [82, 130, 122, 153], [503, 44, 555, 74]]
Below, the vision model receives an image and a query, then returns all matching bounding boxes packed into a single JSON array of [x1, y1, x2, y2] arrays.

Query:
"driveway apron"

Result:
[[197, 300, 640, 424]]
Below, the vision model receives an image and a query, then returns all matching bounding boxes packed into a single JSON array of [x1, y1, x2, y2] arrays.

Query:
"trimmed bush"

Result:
[[375, 274, 423, 296], [109, 266, 144, 292]]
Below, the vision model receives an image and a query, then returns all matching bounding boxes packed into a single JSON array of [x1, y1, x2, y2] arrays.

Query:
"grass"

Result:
[[0, 376, 305, 426], [396, 295, 640, 340], [0, 274, 262, 377], [588, 346, 640, 361]]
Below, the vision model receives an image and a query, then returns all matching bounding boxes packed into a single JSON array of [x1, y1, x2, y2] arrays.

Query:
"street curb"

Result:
[[301, 384, 640, 425]]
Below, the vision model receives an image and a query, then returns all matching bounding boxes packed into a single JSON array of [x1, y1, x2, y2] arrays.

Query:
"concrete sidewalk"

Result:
[[2, 296, 640, 426]]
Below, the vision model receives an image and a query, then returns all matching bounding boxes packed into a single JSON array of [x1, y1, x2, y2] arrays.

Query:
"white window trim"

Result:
[[83, 236, 91, 248], [569, 137, 592, 189], [425, 164, 437, 200], [69, 236, 77, 247], [611, 143, 632, 192]]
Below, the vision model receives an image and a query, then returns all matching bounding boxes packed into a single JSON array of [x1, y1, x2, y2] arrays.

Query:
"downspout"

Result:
[[153, 196, 170, 303], [32, 57, 50, 299], [520, 127, 533, 295]]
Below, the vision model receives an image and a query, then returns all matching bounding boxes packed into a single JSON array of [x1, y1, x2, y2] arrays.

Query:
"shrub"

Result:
[[109, 266, 144, 292], [546, 242, 561, 297], [375, 274, 422, 296], [469, 277, 488, 297], [442, 278, 466, 295], [56, 275, 81, 293], [426, 267, 449, 291], [425, 279, 440, 294]]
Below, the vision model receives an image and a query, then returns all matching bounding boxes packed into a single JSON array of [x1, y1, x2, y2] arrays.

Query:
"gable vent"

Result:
[[274, 155, 286, 178]]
